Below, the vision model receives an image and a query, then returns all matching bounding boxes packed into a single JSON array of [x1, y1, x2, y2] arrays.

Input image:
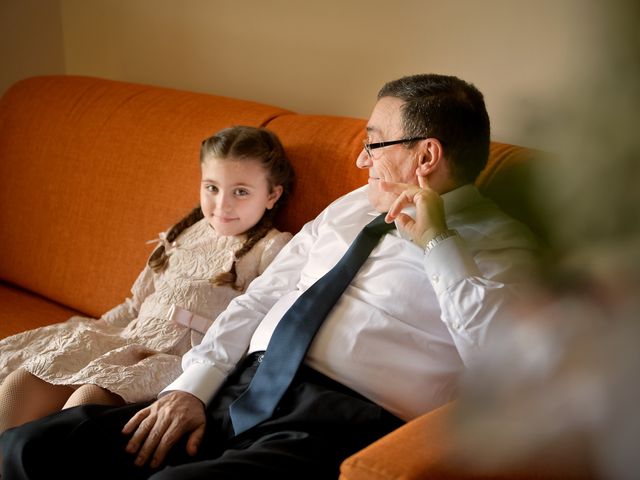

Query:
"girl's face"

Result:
[[200, 156, 283, 236]]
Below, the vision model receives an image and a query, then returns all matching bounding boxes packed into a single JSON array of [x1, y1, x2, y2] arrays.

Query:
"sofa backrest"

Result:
[[266, 113, 369, 234], [0, 76, 289, 317], [0, 75, 543, 319]]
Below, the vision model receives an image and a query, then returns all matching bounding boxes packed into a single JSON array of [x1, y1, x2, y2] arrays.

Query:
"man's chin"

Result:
[[367, 189, 393, 213]]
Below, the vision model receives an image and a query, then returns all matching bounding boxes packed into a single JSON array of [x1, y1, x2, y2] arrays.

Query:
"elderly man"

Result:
[[1, 74, 539, 479]]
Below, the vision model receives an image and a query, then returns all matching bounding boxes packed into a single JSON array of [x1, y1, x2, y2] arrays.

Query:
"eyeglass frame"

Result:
[[362, 136, 427, 157]]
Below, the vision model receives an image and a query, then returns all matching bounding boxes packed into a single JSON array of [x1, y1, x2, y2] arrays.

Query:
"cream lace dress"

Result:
[[0, 218, 291, 403]]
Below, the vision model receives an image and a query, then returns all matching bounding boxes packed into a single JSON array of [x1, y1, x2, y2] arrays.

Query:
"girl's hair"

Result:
[[148, 126, 294, 291]]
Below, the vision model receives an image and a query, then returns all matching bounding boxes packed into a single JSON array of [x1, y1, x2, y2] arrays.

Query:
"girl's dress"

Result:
[[0, 218, 291, 402]]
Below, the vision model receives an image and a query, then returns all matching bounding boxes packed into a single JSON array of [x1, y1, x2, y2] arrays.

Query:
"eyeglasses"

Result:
[[362, 137, 427, 158]]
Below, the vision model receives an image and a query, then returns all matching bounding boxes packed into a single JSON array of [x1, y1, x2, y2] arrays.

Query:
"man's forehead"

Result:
[[367, 97, 405, 136]]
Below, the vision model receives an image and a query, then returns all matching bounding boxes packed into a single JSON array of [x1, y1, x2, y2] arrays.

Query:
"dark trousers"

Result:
[[1, 353, 403, 480]]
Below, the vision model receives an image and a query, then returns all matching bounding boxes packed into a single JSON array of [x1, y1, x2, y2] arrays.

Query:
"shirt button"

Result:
[[452, 322, 462, 330], [431, 274, 439, 284]]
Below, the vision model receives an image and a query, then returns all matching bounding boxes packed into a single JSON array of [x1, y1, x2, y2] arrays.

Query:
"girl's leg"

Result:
[[63, 384, 125, 409], [0, 368, 73, 434]]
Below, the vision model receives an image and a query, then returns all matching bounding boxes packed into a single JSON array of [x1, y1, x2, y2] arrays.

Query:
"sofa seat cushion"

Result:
[[0, 282, 81, 340]]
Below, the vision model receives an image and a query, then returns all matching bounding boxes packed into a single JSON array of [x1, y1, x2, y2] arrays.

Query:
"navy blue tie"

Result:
[[229, 213, 396, 434]]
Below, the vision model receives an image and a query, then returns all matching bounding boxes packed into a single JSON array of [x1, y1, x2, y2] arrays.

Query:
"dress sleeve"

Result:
[[258, 230, 293, 274], [99, 263, 156, 327]]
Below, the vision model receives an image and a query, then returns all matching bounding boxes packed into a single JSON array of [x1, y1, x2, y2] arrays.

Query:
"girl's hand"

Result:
[[381, 175, 448, 249], [122, 390, 206, 469]]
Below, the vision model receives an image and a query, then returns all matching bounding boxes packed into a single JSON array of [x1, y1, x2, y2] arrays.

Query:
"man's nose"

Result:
[[356, 148, 372, 169]]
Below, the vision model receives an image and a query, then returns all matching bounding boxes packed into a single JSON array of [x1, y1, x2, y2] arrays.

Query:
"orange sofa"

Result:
[[0, 75, 551, 479]]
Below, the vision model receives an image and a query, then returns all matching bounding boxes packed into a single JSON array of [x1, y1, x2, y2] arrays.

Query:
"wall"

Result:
[[0, 0, 65, 95], [2, 0, 596, 148]]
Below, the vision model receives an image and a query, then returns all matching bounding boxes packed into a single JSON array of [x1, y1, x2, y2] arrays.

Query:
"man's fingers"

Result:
[[120, 392, 207, 470], [122, 407, 149, 435], [385, 190, 414, 222], [393, 212, 415, 232], [185, 424, 206, 457], [148, 419, 185, 468], [125, 413, 156, 456], [133, 415, 169, 467], [417, 174, 429, 189], [124, 409, 154, 455]]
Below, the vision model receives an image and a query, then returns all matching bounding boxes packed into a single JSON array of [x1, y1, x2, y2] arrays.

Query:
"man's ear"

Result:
[[415, 138, 444, 176]]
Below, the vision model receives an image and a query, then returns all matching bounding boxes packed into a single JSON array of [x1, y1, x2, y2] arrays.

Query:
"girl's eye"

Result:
[[205, 185, 218, 193], [234, 188, 249, 197]]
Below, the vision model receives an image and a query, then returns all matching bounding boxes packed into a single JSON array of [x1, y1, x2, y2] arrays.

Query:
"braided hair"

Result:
[[148, 206, 203, 272], [148, 126, 294, 291]]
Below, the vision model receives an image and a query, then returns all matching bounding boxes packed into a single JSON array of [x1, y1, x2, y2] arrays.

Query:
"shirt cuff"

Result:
[[159, 362, 226, 406], [423, 234, 481, 294]]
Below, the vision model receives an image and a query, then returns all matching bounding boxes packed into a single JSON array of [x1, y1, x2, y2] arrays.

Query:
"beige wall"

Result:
[[0, 0, 65, 95], [2, 0, 596, 148]]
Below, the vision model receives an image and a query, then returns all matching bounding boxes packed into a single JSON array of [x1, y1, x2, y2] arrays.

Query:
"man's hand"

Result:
[[122, 390, 206, 469], [381, 175, 448, 249]]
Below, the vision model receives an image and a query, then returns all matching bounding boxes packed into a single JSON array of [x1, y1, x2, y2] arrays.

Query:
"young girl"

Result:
[[0, 125, 295, 434]]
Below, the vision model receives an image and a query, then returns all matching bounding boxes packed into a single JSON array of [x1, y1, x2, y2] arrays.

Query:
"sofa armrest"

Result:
[[340, 401, 595, 480], [340, 402, 463, 480]]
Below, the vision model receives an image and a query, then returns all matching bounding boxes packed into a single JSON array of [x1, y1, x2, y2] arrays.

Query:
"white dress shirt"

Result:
[[162, 184, 540, 421]]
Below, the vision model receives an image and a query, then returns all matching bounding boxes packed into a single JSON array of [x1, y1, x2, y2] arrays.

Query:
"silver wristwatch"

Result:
[[424, 229, 458, 254]]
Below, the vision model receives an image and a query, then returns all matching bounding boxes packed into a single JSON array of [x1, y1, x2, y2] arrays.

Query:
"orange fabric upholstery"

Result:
[[340, 402, 595, 480], [266, 113, 368, 234], [0, 75, 552, 478], [0, 76, 289, 318], [0, 282, 80, 338], [477, 142, 548, 240], [340, 403, 469, 480]]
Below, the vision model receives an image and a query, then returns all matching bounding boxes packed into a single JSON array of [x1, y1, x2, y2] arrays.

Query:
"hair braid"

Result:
[[148, 206, 204, 272]]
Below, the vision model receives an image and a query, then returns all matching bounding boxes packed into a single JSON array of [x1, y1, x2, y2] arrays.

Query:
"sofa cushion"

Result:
[[340, 399, 595, 480], [265, 113, 368, 234], [478, 142, 547, 240], [0, 282, 80, 339]]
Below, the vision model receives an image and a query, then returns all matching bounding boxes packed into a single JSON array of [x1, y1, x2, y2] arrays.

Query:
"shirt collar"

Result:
[[365, 183, 480, 218], [441, 184, 482, 216], [365, 183, 480, 241]]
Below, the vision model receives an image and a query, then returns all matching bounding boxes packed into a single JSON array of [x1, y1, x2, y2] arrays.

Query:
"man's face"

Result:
[[356, 96, 421, 212]]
